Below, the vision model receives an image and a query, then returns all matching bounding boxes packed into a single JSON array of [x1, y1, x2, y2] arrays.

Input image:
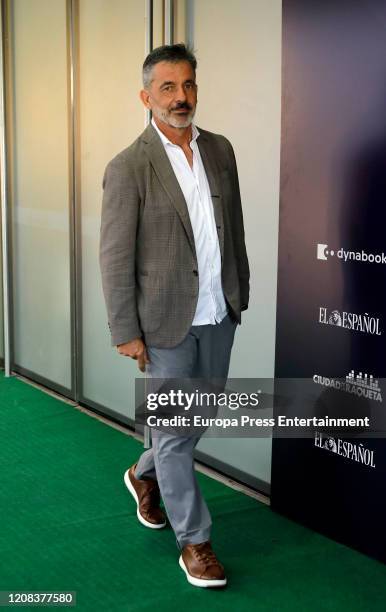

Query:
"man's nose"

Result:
[[174, 85, 187, 102]]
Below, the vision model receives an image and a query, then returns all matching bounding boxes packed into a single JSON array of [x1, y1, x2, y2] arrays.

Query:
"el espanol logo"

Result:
[[313, 370, 382, 402], [317, 243, 386, 265], [318, 307, 382, 335], [314, 431, 376, 469]]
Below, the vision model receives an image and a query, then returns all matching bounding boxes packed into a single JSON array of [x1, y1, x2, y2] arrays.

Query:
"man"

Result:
[[99, 44, 249, 588]]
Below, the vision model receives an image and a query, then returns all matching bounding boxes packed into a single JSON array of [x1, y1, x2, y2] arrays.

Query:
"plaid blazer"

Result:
[[99, 122, 250, 348]]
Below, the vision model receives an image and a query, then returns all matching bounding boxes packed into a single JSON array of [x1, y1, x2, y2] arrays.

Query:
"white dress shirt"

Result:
[[151, 117, 228, 325]]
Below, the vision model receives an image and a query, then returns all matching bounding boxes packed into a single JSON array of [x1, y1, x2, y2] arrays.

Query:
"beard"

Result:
[[152, 103, 196, 128]]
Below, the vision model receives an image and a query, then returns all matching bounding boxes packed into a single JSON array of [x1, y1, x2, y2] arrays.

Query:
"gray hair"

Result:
[[142, 43, 197, 89]]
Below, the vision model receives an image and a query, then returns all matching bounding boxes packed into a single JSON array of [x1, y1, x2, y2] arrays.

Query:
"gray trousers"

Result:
[[134, 313, 237, 548]]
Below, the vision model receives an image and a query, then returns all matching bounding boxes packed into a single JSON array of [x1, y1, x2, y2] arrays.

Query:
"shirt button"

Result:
[[193, 270, 198, 276]]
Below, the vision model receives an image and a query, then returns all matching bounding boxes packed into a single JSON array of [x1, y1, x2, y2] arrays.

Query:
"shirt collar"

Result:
[[151, 117, 199, 146]]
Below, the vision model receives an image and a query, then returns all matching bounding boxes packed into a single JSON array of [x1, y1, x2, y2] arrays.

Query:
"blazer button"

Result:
[[193, 270, 198, 276]]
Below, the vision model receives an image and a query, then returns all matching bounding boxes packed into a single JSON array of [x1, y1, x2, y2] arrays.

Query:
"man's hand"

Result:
[[116, 338, 150, 372]]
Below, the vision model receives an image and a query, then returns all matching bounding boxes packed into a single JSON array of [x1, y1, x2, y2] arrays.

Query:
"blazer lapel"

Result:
[[196, 132, 225, 260], [141, 123, 225, 262], [143, 124, 197, 260]]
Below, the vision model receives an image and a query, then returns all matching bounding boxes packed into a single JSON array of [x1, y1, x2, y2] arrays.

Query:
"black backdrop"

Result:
[[272, 0, 386, 564]]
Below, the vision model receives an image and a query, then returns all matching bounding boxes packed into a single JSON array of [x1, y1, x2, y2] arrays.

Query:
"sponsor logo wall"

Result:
[[272, 0, 386, 564]]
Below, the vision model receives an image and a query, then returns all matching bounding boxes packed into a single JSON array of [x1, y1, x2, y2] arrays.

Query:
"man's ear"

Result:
[[140, 89, 151, 110]]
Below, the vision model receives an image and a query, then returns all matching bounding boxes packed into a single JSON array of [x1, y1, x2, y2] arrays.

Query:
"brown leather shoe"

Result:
[[124, 463, 166, 529], [179, 541, 227, 588]]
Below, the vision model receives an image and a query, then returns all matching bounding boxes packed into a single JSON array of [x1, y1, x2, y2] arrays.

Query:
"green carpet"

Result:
[[0, 371, 385, 612]]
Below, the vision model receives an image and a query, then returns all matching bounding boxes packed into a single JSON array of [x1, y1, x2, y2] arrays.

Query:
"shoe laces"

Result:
[[192, 543, 218, 566]]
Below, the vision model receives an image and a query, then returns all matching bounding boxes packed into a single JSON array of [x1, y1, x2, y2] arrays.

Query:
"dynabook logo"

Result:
[[318, 307, 382, 335], [313, 370, 382, 402], [317, 243, 386, 264], [314, 431, 376, 468]]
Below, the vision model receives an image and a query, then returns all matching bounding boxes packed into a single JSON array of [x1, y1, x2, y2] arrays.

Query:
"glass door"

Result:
[[5, 0, 72, 393]]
